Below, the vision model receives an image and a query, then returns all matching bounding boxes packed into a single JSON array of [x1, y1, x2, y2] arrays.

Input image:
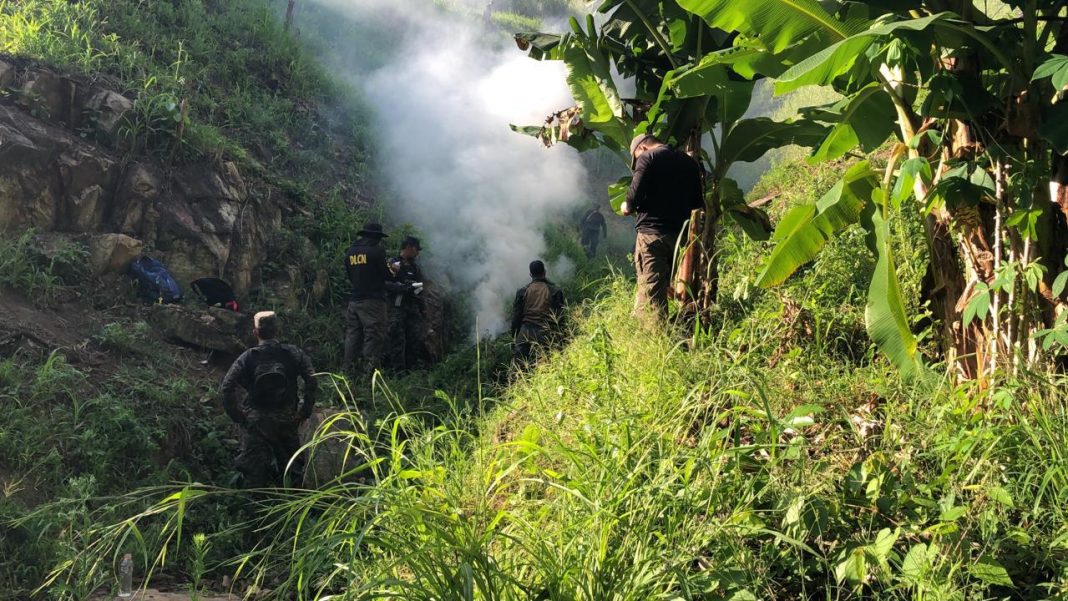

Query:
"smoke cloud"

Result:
[[304, 0, 586, 335]]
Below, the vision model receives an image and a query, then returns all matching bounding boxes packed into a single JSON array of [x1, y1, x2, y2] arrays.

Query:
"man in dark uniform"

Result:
[[579, 204, 608, 259], [386, 236, 428, 371], [510, 260, 565, 364], [221, 311, 318, 488], [343, 222, 391, 376], [622, 134, 704, 321]]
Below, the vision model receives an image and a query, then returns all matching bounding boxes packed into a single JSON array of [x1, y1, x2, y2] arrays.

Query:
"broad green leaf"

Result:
[[562, 42, 628, 147], [516, 32, 565, 60], [670, 61, 731, 99], [775, 13, 950, 94], [1033, 54, 1068, 90], [756, 161, 877, 287], [969, 559, 1013, 586], [608, 175, 631, 215], [721, 117, 828, 166], [870, 528, 899, 560], [962, 284, 991, 327], [808, 83, 896, 162], [835, 547, 868, 584], [987, 485, 1014, 508], [678, 0, 852, 53], [900, 543, 929, 582], [865, 205, 922, 377], [1053, 270, 1068, 297], [892, 157, 932, 208]]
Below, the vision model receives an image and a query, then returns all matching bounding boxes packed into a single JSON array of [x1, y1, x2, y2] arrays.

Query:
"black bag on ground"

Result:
[[191, 277, 238, 310], [129, 256, 182, 303]]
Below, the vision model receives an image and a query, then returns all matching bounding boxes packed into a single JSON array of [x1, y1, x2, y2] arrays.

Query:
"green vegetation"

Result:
[[517, 0, 1068, 383], [0, 0, 371, 192], [42, 209, 1068, 597], [3, 1, 1068, 600], [0, 348, 232, 598], [0, 231, 88, 304]]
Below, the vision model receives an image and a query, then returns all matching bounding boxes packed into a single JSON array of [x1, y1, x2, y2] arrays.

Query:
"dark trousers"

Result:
[[343, 299, 387, 374], [633, 231, 675, 320], [387, 303, 427, 371], [514, 323, 549, 364], [581, 230, 600, 259]]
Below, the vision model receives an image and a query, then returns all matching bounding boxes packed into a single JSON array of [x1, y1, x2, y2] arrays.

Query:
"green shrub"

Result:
[[93, 322, 151, 357], [0, 231, 88, 302]]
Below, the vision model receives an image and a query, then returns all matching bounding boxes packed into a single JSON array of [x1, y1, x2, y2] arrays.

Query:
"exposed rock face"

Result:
[[84, 88, 133, 141], [88, 233, 143, 275], [0, 60, 14, 89], [148, 304, 254, 353], [0, 58, 298, 298]]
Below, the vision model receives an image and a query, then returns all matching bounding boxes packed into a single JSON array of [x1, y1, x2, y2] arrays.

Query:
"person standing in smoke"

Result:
[[621, 134, 703, 322], [343, 223, 391, 376], [386, 236, 428, 371], [511, 260, 565, 365], [579, 203, 608, 259]]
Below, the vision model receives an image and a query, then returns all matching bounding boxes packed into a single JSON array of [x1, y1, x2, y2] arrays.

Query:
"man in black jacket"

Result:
[[511, 260, 565, 364], [387, 236, 428, 371], [622, 134, 704, 321], [343, 223, 392, 375], [579, 204, 608, 259], [221, 311, 318, 488]]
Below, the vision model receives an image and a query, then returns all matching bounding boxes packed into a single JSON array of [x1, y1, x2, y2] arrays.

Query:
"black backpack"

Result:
[[249, 346, 295, 409]]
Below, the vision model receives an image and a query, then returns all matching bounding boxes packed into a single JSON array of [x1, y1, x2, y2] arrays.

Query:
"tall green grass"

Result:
[[40, 276, 1068, 600]]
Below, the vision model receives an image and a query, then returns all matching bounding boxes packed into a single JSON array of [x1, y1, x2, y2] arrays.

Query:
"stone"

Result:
[[84, 88, 133, 140], [298, 408, 364, 487], [148, 304, 253, 354], [20, 70, 75, 125], [270, 266, 305, 310], [56, 148, 118, 232], [110, 163, 162, 235], [0, 60, 14, 89], [88, 233, 142, 275]]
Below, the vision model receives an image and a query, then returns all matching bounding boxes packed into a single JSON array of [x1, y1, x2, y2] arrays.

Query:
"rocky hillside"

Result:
[[1, 54, 330, 301]]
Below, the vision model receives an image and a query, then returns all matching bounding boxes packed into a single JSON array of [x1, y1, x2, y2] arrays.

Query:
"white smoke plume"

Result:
[[304, 0, 585, 335]]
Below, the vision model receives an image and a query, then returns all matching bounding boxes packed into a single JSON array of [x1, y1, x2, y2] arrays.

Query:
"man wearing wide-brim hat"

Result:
[[343, 222, 391, 375]]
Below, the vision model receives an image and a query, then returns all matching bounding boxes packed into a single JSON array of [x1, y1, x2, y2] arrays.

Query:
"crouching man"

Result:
[[221, 311, 318, 488]]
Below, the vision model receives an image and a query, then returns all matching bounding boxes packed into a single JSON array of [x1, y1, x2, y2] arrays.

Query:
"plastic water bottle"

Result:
[[118, 553, 133, 597]]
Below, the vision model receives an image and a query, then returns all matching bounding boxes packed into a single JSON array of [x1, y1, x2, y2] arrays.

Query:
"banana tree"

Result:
[[677, 0, 1068, 380], [512, 0, 826, 317]]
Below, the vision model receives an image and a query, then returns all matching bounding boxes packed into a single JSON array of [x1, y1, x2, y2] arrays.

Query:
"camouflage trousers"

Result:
[[343, 299, 387, 374], [235, 411, 305, 488]]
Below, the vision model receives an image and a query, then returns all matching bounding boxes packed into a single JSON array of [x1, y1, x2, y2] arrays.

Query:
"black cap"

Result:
[[358, 222, 388, 238], [529, 260, 546, 278], [402, 235, 421, 250]]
